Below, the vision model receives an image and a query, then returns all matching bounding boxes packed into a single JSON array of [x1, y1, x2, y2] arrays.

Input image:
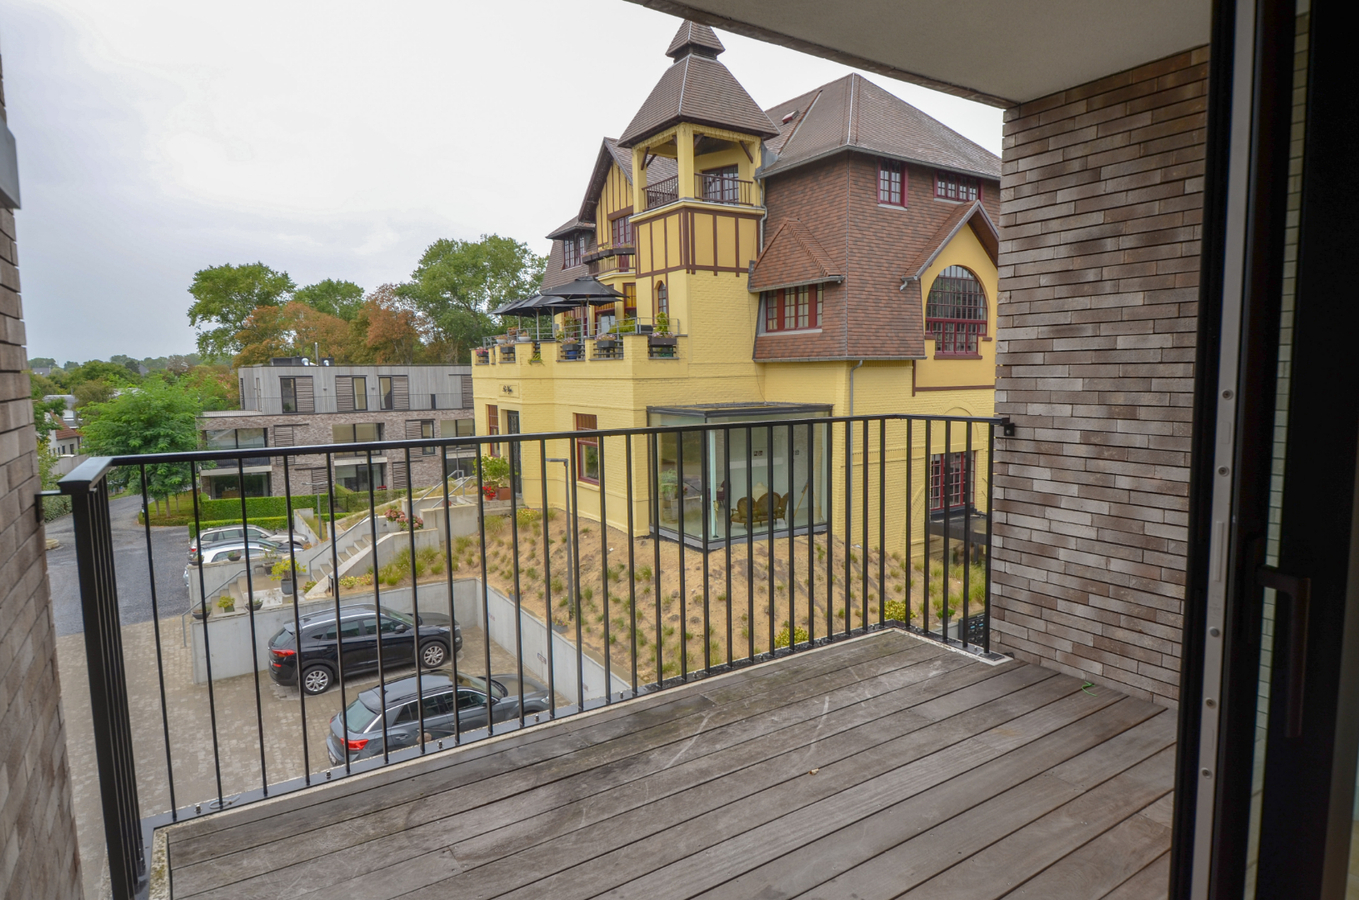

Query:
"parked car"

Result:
[[326, 671, 551, 764], [189, 525, 302, 562], [183, 541, 283, 589], [266, 605, 461, 695]]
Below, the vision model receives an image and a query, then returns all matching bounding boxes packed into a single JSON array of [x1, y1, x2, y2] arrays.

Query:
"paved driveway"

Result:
[[45, 494, 192, 636]]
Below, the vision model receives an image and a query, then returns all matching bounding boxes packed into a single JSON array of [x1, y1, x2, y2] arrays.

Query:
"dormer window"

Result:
[[610, 216, 633, 248], [762, 285, 823, 333], [563, 234, 585, 268], [935, 171, 980, 202], [878, 159, 906, 206]]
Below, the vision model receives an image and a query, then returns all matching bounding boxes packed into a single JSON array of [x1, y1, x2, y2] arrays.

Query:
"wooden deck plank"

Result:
[[999, 810, 1170, 899], [175, 643, 984, 898], [158, 634, 1177, 900], [689, 701, 1170, 900], [899, 746, 1176, 899], [171, 632, 935, 864], [168, 630, 921, 844], [414, 668, 1073, 900]]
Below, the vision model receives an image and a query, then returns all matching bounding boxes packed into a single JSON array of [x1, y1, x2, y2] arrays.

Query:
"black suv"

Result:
[[267, 606, 461, 695]]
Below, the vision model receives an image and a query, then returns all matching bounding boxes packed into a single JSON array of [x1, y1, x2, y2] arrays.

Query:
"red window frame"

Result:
[[486, 404, 500, 457], [929, 451, 975, 512], [878, 159, 906, 206], [926, 265, 987, 356], [574, 413, 599, 484], [762, 285, 822, 332], [934, 171, 981, 202]]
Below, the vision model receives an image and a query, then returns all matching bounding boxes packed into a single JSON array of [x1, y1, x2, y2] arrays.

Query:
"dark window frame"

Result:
[[934, 170, 981, 202], [761, 285, 822, 333], [925, 265, 988, 356], [929, 450, 975, 512], [655, 281, 668, 317], [562, 234, 585, 269]]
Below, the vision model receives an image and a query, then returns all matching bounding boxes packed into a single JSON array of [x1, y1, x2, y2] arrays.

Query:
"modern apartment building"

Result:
[[200, 360, 476, 498]]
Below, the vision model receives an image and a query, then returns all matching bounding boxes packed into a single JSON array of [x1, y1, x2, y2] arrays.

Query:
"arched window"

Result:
[[925, 265, 986, 355], [655, 281, 668, 317]]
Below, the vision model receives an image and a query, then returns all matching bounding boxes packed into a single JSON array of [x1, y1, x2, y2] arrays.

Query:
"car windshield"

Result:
[[456, 672, 504, 700], [383, 608, 415, 627], [345, 696, 381, 733]]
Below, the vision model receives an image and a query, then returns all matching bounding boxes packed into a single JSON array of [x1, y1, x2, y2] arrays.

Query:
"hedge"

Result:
[[197, 494, 330, 521]]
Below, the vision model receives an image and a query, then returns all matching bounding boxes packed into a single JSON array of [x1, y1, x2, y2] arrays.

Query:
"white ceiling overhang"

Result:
[[627, 0, 1212, 107]]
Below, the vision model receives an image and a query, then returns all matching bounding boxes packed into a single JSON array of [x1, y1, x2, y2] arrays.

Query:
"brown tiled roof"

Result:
[[900, 200, 1000, 282], [761, 74, 1000, 181], [54, 428, 81, 440], [665, 20, 725, 59], [545, 215, 594, 241], [618, 45, 777, 148], [748, 219, 843, 292]]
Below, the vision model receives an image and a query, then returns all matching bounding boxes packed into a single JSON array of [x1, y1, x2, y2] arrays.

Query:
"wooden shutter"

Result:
[[459, 374, 473, 409], [295, 376, 315, 413], [274, 425, 294, 447], [405, 420, 424, 441], [390, 459, 409, 490], [335, 376, 354, 412], [392, 376, 410, 410]]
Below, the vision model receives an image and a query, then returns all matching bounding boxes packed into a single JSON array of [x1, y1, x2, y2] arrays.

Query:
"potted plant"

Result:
[[216, 595, 235, 614], [192, 602, 212, 620], [271, 559, 304, 596], [481, 455, 512, 500], [649, 313, 677, 355], [474, 347, 489, 363]]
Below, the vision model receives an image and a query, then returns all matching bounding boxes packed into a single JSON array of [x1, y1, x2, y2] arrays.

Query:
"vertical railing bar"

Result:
[[905, 420, 913, 629], [824, 424, 834, 641], [843, 419, 853, 638], [280, 455, 310, 782], [538, 443, 554, 717], [806, 423, 816, 645], [650, 432, 662, 686], [599, 434, 612, 700], [745, 425, 754, 660], [365, 450, 391, 761], [861, 418, 870, 633], [700, 429, 711, 673], [234, 457, 269, 794], [878, 417, 887, 629], [984, 424, 996, 655], [963, 426, 973, 650], [943, 420, 952, 643], [569, 439, 585, 707], [786, 423, 795, 650], [723, 426, 733, 665], [138, 464, 176, 816], [766, 424, 776, 654], [403, 447, 427, 752], [475, 450, 495, 732], [188, 460, 223, 802], [625, 434, 638, 693], [677, 432, 687, 679], [923, 419, 931, 638], [440, 448, 464, 742], [508, 439, 525, 725], [324, 453, 351, 773]]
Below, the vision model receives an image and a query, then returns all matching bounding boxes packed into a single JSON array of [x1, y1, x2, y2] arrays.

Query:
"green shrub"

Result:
[[196, 494, 330, 522], [883, 599, 908, 622], [774, 625, 809, 649]]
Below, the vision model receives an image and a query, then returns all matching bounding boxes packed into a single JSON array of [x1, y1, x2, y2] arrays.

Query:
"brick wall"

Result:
[[0, 53, 85, 899], [757, 152, 1000, 361], [991, 47, 1208, 706]]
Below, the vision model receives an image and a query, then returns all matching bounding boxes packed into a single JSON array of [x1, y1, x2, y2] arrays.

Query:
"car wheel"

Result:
[[301, 665, 333, 695], [420, 641, 448, 669]]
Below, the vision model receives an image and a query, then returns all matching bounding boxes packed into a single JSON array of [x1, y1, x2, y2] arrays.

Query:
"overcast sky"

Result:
[[0, 0, 1002, 363]]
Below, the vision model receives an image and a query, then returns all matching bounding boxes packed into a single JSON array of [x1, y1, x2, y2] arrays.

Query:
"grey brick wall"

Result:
[[991, 47, 1208, 707], [0, 52, 85, 899]]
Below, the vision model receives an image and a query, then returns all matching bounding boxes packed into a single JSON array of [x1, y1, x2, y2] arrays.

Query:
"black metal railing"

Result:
[[60, 412, 1000, 899]]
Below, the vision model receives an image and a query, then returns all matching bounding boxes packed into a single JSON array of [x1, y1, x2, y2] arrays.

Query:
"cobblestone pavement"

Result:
[[59, 621, 527, 900]]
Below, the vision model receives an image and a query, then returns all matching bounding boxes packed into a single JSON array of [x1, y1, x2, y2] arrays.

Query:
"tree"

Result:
[[178, 365, 239, 411], [32, 397, 68, 443], [233, 301, 352, 365], [66, 359, 139, 388], [28, 357, 56, 368], [187, 263, 295, 359], [294, 279, 365, 321], [358, 286, 423, 364], [28, 370, 63, 399], [400, 234, 545, 362], [80, 376, 202, 501], [73, 381, 117, 408]]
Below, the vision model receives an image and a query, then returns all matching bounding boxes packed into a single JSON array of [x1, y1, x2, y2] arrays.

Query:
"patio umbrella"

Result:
[[540, 276, 624, 338]]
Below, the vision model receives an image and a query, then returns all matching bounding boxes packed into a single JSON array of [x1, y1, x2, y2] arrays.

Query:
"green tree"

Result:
[[187, 263, 295, 359], [66, 359, 139, 388], [400, 234, 545, 362], [28, 370, 63, 399], [294, 279, 365, 321], [73, 381, 117, 408], [28, 357, 56, 368], [32, 397, 68, 443], [80, 376, 202, 502]]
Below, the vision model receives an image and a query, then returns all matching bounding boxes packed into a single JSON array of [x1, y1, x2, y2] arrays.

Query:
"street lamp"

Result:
[[545, 457, 576, 620]]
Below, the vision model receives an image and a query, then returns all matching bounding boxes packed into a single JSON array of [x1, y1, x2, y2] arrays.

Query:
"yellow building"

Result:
[[473, 21, 1001, 559]]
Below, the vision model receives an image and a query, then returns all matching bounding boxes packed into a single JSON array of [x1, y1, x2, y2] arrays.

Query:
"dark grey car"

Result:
[[327, 671, 551, 764]]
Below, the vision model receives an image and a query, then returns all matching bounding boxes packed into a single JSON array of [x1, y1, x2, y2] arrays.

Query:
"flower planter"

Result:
[[562, 342, 582, 359], [648, 335, 677, 347], [281, 577, 294, 596], [496, 486, 512, 501], [192, 607, 212, 620]]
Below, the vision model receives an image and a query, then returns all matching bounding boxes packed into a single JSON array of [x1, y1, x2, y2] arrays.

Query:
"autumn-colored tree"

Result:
[[233, 301, 353, 365], [360, 285, 423, 364]]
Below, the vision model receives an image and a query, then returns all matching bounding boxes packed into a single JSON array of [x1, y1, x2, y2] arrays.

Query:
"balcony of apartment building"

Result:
[[643, 170, 759, 212], [475, 316, 684, 371]]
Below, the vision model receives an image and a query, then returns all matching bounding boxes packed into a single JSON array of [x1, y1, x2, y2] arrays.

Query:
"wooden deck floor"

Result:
[[158, 630, 1175, 900]]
